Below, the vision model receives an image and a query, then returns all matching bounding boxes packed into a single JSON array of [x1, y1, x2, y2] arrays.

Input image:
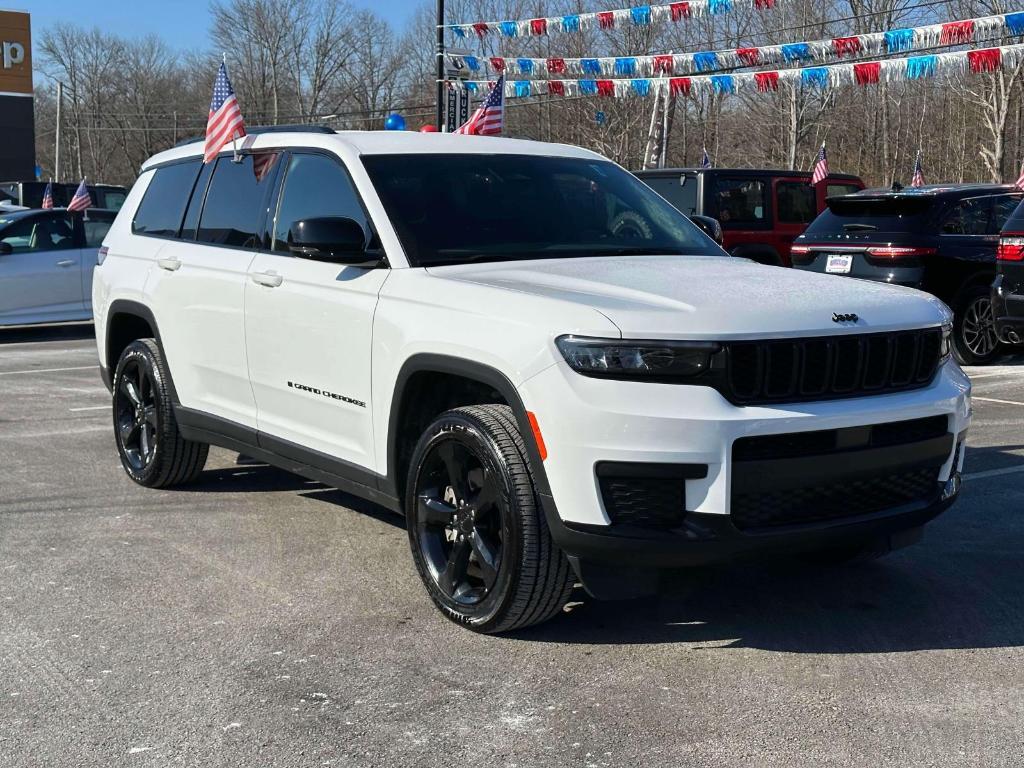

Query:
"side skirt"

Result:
[[174, 406, 402, 514]]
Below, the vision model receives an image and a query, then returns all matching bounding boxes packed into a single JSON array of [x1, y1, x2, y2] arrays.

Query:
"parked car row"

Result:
[[638, 169, 1024, 366], [0, 180, 128, 211]]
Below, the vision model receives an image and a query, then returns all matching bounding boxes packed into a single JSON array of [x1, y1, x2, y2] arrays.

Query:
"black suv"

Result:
[[792, 185, 1023, 365], [994, 198, 1024, 345]]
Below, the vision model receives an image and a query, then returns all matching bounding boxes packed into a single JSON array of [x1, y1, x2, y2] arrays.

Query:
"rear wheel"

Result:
[[112, 339, 208, 487], [406, 405, 573, 633], [952, 285, 1003, 365]]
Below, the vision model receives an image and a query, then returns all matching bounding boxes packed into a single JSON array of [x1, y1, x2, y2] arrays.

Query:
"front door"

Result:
[[244, 151, 389, 472]]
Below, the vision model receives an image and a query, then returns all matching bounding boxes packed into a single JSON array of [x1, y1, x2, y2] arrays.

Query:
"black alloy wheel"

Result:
[[959, 295, 999, 361], [406, 405, 574, 633], [415, 439, 505, 605], [114, 357, 159, 473], [111, 339, 208, 488]]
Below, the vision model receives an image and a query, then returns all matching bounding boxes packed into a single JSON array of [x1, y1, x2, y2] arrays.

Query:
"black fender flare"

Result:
[[103, 299, 176, 400], [384, 354, 554, 504]]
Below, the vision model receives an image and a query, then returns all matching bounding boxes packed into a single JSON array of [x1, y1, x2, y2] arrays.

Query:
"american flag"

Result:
[[701, 147, 712, 168], [1015, 160, 1024, 192], [67, 179, 92, 212], [455, 75, 504, 136], [252, 151, 279, 182], [911, 150, 925, 187], [810, 143, 829, 186], [204, 61, 246, 164], [41, 181, 54, 209]]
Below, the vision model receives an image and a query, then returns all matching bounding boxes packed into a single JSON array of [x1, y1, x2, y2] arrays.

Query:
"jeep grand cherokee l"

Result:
[[93, 128, 970, 633]]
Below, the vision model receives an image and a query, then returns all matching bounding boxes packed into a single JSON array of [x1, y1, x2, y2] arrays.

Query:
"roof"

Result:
[[852, 183, 1020, 198], [142, 130, 607, 171], [636, 167, 862, 180]]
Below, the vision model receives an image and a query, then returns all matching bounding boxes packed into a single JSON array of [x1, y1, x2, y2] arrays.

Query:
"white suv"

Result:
[[93, 128, 971, 633]]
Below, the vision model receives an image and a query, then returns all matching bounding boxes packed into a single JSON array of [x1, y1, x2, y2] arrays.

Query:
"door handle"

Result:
[[157, 257, 182, 272], [56, 259, 76, 267], [250, 270, 283, 288]]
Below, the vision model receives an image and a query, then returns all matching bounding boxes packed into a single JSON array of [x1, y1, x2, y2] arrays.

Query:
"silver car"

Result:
[[0, 208, 114, 326]]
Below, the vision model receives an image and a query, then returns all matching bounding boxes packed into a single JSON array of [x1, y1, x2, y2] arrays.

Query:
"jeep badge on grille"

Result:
[[832, 312, 859, 323]]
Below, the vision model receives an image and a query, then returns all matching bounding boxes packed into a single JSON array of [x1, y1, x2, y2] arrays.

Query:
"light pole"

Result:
[[436, 0, 445, 130]]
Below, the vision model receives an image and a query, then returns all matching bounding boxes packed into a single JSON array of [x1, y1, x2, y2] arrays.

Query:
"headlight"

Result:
[[555, 335, 720, 380], [940, 323, 952, 362]]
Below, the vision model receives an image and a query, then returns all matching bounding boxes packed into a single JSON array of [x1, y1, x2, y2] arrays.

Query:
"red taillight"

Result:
[[789, 245, 811, 255], [998, 235, 1024, 261], [864, 246, 937, 259]]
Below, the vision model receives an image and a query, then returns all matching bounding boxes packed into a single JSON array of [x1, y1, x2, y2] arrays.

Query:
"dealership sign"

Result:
[[0, 10, 32, 95]]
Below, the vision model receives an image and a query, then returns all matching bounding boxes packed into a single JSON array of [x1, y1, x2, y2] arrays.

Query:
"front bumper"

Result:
[[518, 358, 971, 584]]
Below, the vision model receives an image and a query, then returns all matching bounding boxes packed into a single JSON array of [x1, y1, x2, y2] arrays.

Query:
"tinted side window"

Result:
[[940, 197, 991, 236], [641, 175, 698, 215], [990, 194, 1023, 234], [197, 154, 279, 248], [1001, 198, 1024, 233], [1, 214, 76, 253], [776, 181, 816, 223], [711, 178, 767, 227], [179, 160, 215, 241], [272, 153, 370, 252], [83, 213, 114, 247], [133, 160, 201, 237]]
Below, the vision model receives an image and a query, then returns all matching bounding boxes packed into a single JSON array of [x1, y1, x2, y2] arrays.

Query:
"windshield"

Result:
[[362, 154, 723, 267]]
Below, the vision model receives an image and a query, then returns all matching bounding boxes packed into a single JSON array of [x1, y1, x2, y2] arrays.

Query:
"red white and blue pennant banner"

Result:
[[453, 44, 1024, 99], [445, 13, 1022, 78], [446, 0, 779, 39]]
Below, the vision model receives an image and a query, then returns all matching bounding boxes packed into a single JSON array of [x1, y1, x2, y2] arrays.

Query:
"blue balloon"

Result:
[[384, 113, 406, 131]]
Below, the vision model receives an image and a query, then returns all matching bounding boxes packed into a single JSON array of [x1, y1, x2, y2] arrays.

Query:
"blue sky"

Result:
[[18, 0, 421, 51]]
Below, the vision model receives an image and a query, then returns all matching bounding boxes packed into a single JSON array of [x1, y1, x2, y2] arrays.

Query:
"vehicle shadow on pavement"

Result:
[[512, 541, 1024, 652], [181, 463, 405, 530], [0, 323, 95, 344]]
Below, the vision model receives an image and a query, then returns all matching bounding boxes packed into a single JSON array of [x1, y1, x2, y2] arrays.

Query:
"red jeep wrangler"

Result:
[[636, 168, 865, 267]]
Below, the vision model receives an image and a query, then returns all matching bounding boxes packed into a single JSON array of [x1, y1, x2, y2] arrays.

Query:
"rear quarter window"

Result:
[[999, 197, 1024, 234], [132, 160, 202, 238]]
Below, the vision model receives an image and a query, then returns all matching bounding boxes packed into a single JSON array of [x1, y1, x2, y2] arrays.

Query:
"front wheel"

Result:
[[405, 405, 573, 633]]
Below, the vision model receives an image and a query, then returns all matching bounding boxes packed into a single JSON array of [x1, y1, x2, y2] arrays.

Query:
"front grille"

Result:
[[731, 467, 940, 530], [723, 327, 943, 405]]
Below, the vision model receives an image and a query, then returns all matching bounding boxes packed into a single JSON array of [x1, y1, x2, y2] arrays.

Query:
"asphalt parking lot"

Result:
[[1, 325, 1022, 767]]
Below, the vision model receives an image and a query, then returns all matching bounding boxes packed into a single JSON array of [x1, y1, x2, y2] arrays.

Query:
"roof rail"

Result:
[[174, 124, 336, 148]]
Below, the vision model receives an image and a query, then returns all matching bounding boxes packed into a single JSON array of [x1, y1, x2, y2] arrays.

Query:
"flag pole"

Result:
[[225, 52, 242, 163]]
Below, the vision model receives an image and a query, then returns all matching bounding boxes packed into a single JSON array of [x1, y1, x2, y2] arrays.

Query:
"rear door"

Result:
[[142, 154, 276, 429], [774, 177, 817, 264], [244, 150, 388, 471], [0, 211, 85, 323], [706, 174, 774, 262], [937, 195, 999, 267]]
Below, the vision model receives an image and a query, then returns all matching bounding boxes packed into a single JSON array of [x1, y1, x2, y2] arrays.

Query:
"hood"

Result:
[[427, 255, 951, 339]]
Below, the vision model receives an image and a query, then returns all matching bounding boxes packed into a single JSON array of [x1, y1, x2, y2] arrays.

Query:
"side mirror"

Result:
[[0, 242, 12, 255], [288, 217, 385, 267], [690, 214, 724, 246]]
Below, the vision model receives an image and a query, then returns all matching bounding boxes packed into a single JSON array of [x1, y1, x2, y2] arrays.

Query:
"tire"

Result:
[[112, 339, 208, 488], [405, 405, 574, 634], [951, 284, 1004, 366]]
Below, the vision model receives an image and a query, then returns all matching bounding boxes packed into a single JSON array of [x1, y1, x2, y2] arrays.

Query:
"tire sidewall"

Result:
[[952, 285, 1001, 366], [112, 340, 165, 485], [405, 413, 524, 630]]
